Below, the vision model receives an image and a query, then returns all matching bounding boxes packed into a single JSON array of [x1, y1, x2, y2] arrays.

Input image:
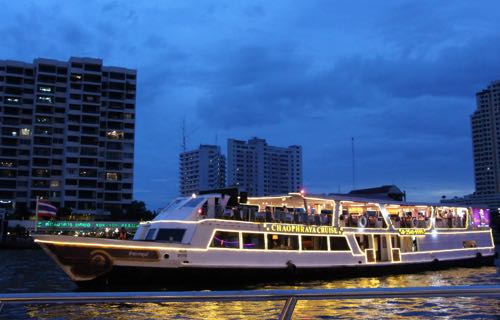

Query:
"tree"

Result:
[[11, 203, 31, 220], [124, 201, 155, 221], [57, 206, 72, 219]]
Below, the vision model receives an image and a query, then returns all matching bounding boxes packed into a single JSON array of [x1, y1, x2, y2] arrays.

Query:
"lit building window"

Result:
[[50, 180, 60, 188], [6, 97, 20, 104], [106, 130, 124, 140], [0, 161, 14, 167], [106, 172, 119, 181], [20, 128, 31, 136], [38, 86, 53, 93], [37, 96, 54, 104]]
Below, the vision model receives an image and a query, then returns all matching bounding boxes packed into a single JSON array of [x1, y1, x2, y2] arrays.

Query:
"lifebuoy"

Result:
[[71, 250, 113, 278], [358, 215, 368, 228]]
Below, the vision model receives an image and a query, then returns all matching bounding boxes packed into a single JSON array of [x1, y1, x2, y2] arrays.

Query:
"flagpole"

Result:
[[34, 196, 39, 233]]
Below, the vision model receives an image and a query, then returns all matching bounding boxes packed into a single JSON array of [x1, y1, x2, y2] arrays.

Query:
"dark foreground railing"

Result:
[[1, 285, 499, 320]]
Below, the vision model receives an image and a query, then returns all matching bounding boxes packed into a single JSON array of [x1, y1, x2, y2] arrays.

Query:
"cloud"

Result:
[[195, 31, 500, 131]]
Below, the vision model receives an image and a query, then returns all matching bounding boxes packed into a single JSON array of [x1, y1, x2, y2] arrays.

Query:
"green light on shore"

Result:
[[36, 221, 139, 230]]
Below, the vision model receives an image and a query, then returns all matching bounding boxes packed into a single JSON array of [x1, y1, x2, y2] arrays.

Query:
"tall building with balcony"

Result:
[[179, 145, 226, 196], [227, 137, 302, 196], [442, 80, 500, 210], [0, 57, 136, 216], [472, 80, 500, 195]]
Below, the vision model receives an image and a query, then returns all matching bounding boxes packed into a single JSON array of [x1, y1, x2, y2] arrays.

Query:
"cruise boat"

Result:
[[34, 191, 496, 287]]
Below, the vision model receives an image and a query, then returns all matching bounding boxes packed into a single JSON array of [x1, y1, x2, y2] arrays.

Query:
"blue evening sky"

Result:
[[1, 1, 500, 210]]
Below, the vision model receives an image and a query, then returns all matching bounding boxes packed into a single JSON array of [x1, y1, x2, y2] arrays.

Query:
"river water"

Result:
[[1, 247, 499, 319]]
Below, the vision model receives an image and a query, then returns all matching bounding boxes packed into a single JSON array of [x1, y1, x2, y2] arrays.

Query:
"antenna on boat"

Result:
[[351, 137, 356, 190]]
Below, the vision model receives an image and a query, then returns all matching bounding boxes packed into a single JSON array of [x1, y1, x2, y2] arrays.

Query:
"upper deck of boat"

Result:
[[149, 192, 491, 233]]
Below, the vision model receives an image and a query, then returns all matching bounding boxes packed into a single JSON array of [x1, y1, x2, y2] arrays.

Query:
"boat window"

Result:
[[330, 236, 350, 251], [267, 234, 299, 250], [355, 235, 370, 251], [436, 207, 468, 229], [182, 197, 206, 208], [242, 233, 265, 249], [386, 205, 431, 229], [301, 236, 328, 251], [145, 228, 157, 241], [210, 231, 240, 249], [155, 228, 186, 242]]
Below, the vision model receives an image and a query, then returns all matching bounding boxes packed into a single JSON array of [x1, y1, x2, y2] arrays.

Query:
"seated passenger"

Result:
[[392, 215, 401, 228], [417, 213, 426, 228], [368, 215, 377, 227], [320, 213, 329, 225]]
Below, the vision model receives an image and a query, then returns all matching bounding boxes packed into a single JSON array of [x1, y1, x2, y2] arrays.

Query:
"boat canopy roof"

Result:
[[246, 192, 474, 209], [152, 192, 477, 222]]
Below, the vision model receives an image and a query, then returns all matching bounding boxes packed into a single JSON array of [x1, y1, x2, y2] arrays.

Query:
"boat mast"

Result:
[[351, 137, 356, 190]]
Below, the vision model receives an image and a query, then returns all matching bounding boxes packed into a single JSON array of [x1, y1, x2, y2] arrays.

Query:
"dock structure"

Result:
[[1, 285, 500, 320]]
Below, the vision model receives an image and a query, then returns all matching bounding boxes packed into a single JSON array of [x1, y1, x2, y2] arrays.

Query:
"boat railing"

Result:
[[1, 285, 499, 320]]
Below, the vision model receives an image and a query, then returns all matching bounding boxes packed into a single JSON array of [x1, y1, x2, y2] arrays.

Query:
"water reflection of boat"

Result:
[[34, 192, 496, 287]]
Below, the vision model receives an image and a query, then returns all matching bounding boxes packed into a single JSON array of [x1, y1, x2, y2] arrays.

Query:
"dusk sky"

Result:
[[2, 1, 500, 210]]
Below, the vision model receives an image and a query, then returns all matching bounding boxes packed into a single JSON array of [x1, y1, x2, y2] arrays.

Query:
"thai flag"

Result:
[[38, 200, 57, 217]]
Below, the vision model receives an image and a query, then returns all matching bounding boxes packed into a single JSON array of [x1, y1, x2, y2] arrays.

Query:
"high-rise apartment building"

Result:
[[0, 57, 136, 215], [443, 80, 500, 209], [179, 145, 226, 196], [227, 138, 302, 196], [471, 80, 500, 195]]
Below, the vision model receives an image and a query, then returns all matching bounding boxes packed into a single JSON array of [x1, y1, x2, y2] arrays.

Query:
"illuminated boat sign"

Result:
[[398, 228, 426, 236], [263, 223, 343, 235]]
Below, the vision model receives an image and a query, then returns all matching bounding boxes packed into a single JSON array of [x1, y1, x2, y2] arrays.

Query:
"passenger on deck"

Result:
[[310, 207, 319, 225], [293, 208, 300, 224], [403, 213, 413, 228], [368, 215, 377, 228], [320, 213, 329, 225], [347, 214, 357, 227], [265, 207, 272, 222], [298, 208, 307, 224], [446, 210, 453, 228], [417, 213, 426, 228], [283, 206, 293, 223], [118, 227, 127, 240], [223, 207, 233, 219], [232, 207, 241, 220]]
